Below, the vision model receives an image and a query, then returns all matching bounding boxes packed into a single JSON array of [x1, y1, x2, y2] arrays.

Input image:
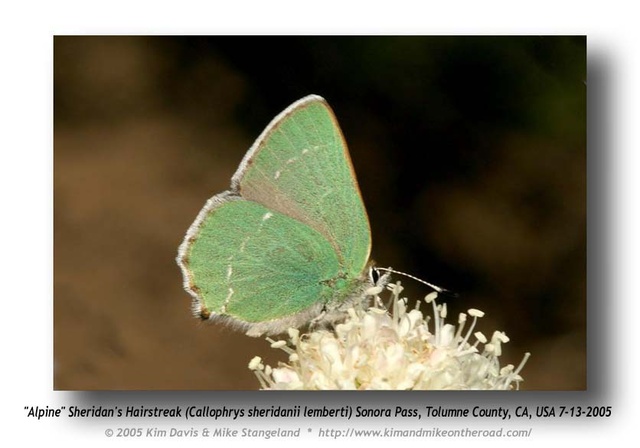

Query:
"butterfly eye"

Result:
[[368, 266, 381, 285]]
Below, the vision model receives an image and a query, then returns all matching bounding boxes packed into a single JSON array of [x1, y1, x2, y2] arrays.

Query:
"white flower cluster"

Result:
[[249, 283, 529, 390]]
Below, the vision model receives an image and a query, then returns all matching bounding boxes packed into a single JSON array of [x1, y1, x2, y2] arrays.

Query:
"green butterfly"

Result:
[[177, 95, 387, 336]]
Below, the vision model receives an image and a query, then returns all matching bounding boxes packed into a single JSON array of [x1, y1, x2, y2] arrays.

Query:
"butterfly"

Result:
[[177, 95, 389, 336]]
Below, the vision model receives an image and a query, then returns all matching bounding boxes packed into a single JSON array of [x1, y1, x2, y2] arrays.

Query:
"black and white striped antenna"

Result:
[[375, 267, 448, 294]]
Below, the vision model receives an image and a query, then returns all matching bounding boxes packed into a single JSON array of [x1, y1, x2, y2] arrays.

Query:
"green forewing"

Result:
[[188, 200, 342, 322], [235, 99, 371, 278]]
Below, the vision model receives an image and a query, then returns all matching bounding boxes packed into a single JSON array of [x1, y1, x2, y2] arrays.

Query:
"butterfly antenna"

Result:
[[375, 267, 450, 294]]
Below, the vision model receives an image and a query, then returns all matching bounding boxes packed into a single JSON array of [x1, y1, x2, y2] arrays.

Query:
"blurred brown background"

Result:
[[54, 36, 586, 390]]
